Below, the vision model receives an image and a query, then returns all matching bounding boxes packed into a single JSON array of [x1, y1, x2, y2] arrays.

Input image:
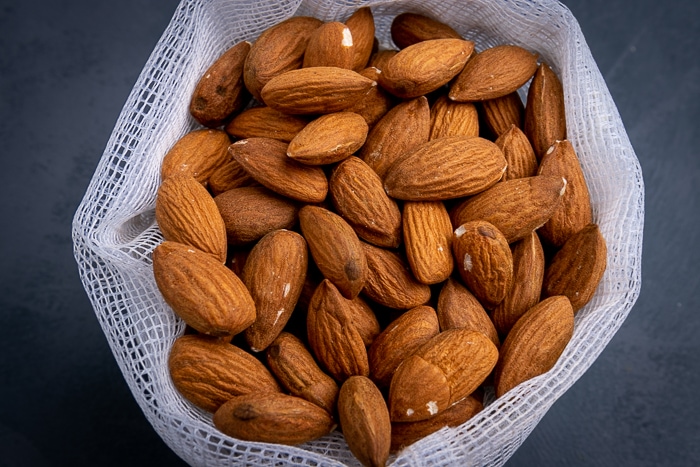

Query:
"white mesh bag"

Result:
[[72, 0, 644, 465]]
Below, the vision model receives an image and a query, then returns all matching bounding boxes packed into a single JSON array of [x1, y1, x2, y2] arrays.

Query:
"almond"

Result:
[[368, 305, 440, 387], [390, 12, 462, 49], [160, 129, 230, 184], [288, 112, 369, 165], [378, 38, 474, 99], [330, 156, 402, 248], [241, 230, 308, 352], [306, 279, 370, 381], [495, 124, 539, 180], [190, 40, 251, 128], [213, 392, 335, 445], [229, 137, 328, 203], [168, 334, 280, 413], [537, 140, 593, 247], [367, 49, 398, 72], [303, 21, 355, 69], [450, 175, 567, 243], [243, 16, 323, 101], [480, 91, 525, 137], [449, 45, 538, 102], [152, 241, 256, 337], [542, 223, 607, 312], [494, 295, 575, 398], [452, 220, 514, 309], [266, 332, 339, 414], [388, 354, 451, 422], [155, 175, 228, 263], [344, 67, 395, 127], [524, 62, 567, 159], [347, 295, 381, 347], [360, 241, 431, 310], [437, 277, 500, 348], [260, 66, 377, 115], [224, 105, 309, 142], [299, 205, 368, 299], [207, 158, 256, 196], [402, 201, 454, 284], [383, 135, 507, 201], [359, 96, 430, 179], [338, 376, 391, 467], [345, 7, 376, 71], [214, 186, 299, 246], [429, 94, 479, 140]]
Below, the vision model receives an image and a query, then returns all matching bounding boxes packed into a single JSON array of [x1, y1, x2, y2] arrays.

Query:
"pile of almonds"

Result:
[[152, 8, 608, 466]]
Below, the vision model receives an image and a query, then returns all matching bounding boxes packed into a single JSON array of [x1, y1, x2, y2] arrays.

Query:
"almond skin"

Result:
[[229, 137, 328, 203], [152, 241, 256, 337], [266, 332, 339, 415], [169, 334, 280, 413], [390, 12, 463, 49], [480, 91, 525, 137], [260, 66, 377, 115], [241, 230, 308, 352], [330, 156, 402, 248], [388, 354, 451, 422], [437, 277, 500, 348], [155, 175, 228, 263], [450, 175, 567, 243], [494, 295, 575, 398], [542, 223, 607, 312], [160, 129, 230, 184], [367, 49, 398, 72], [303, 21, 355, 69], [190, 40, 251, 128], [213, 392, 335, 445], [402, 201, 454, 284], [537, 139, 593, 247], [429, 94, 479, 140], [452, 220, 514, 309], [243, 16, 323, 101], [225, 105, 309, 142], [379, 38, 474, 99], [299, 205, 368, 300], [207, 158, 256, 197], [345, 7, 376, 71], [338, 376, 391, 467], [344, 67, 396, 127], [288, 112, 369, 166], [383, 135, 507, 201], [524, 62, 567, 159], [496, 124, 539, 181], [449, 45, 538, 102]]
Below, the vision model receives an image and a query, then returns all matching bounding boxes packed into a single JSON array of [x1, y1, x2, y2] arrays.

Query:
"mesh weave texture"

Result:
[[72, 0, 644, 465]]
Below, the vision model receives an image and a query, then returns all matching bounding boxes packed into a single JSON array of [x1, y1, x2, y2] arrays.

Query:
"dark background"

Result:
[[1, 0, 698, 465]]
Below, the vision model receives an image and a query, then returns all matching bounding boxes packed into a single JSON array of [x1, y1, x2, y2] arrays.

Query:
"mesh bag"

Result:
[[72, 0, 644, 465]]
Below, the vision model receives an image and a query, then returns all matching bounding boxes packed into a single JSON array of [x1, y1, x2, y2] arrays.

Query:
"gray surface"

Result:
[[0, 0, 697, 466]]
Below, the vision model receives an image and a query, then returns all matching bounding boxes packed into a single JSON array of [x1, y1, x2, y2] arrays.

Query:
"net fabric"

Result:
[[72, 0, 644, 465]]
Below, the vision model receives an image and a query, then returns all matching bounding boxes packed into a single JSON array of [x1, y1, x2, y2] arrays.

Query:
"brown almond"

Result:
[[306, 279, 370, 381], [390, 12, 462, 49], [241, 230, 308, 352], [243, 16, 323, 101], [155, 175, 228, 263], [153, 241, 256, 337], [452, 220, 514, 309], [368, 305, 440, 387], [449, 45, 538, 102], [345, 7, 376, 71], [266, 332, 339, 414], [450, 175, 567, 243], [160, 129, 230, 184], [537, 140, 593, 247], [214, 186, 298, 246], [213, 392, 335, 445], [224, 105, 309, 142], [338, 376, 391, 467], [383, 136, 507, 201], [492, 231, 545, 335], [288, 112, 369, 165], [480, 91, 525, 137], [429, 94, 479, 140], [524, 62, 567, 159], [494, 295, 575, 398], [260, 66, 376, 115], [190, 41, 251, 128], [359, 96, 430, 179], [348, 295, 381, 347], [402, 201, 454, 284], [303, 21, 355, 69], [360, 241, 432, 310], [229, 137, 328, 203], [208, 158, 257, 196], [299, 205, 367, 299], [542, 223, 607, 312], [169, 334, 280, 413], [437, 277, 500, 348], [367, 49, 398, 72], [379, 38, 474, 99], [388, 354, 451, 422], [330, 156, 402, 248], [344, 67, 395, 127], [495, 124, 539, 180]]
